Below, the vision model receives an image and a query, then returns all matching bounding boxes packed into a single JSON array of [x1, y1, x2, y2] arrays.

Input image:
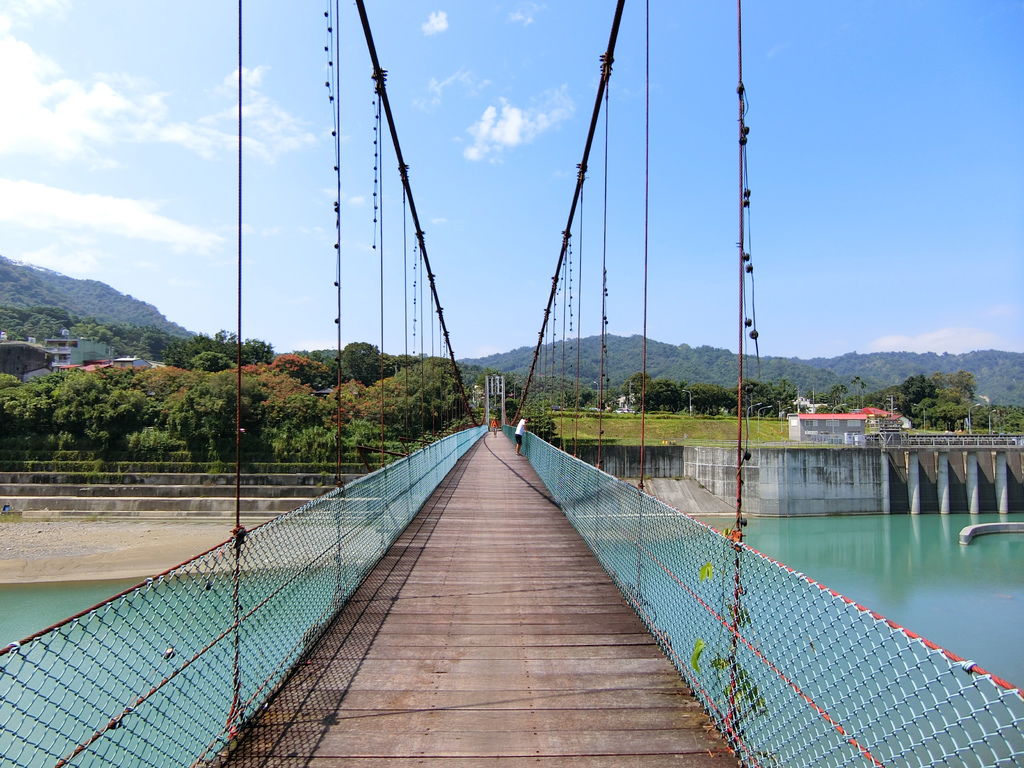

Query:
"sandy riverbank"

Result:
[[0, 520, 237, 583]]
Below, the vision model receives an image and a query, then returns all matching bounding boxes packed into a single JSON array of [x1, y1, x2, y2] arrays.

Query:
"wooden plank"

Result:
[[223, 435, 735, 767]]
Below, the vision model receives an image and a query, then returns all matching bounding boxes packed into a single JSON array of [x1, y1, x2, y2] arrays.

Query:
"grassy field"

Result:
[[549, 412, 788, 445]]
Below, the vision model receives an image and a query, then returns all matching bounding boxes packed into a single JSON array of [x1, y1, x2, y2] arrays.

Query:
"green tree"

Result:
[[851, 376, 866, 408], [266, 354, 334, 390], [689, 383, 735, 415], [647, 378, 681, 412], [192, 350, 234, 372], [340, 342, 382, 386], [52, 369, 147, 450], [163, 331, 274, 370], [165, 370, 266, 458], [901, 374, 938, 411]]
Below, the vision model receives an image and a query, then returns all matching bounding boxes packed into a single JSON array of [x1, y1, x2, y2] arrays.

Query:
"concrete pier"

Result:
[[908, 453, 921, 515], [996, 452, 1009, 514], [937, 452, 950, 514], [967, 453, 980, 514], [881, 451, 891, 514]]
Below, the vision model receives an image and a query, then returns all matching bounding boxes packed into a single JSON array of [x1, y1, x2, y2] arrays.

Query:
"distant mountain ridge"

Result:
[[461, 334, 1024, 406], [0, 255, 190, 336]]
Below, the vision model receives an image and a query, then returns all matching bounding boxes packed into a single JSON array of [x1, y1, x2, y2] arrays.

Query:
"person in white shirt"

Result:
[[514, 418, 528, 455]]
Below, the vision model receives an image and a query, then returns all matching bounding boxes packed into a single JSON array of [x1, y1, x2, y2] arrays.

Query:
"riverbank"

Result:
[[0, 519, 234, 583]]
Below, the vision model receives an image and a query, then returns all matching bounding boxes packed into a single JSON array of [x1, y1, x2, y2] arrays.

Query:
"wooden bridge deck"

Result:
[[225, 433, 734, 767]]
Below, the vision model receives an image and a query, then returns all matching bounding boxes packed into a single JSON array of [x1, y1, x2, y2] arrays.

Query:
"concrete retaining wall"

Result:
[[575, 444, 1023, 517]]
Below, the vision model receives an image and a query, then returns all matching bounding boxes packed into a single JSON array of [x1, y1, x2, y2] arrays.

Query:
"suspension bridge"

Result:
[[2, 1, 1022, 766]]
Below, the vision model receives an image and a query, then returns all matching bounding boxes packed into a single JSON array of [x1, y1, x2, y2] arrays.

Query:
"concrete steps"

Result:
[[0, 473, 358, 523]]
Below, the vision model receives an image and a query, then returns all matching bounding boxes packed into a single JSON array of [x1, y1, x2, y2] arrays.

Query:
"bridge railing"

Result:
[[0, 425, 485, 768], [511, 428, 1024, 768]]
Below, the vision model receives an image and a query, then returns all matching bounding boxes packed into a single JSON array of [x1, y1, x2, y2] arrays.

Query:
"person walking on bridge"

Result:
[[515, 417, 528, 455]]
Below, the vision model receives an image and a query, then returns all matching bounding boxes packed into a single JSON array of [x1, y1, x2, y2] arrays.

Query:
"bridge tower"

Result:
[[484, 374, 506, 431]]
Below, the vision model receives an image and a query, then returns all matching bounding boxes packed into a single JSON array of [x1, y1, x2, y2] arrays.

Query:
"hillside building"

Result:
[[789, 413, 867, 443], [44, 336, 112, 366], [0, 341, 51, 381]]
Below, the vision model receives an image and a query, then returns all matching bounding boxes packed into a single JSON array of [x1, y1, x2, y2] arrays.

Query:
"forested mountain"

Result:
[[0, 255, 190, 336], [461, 334, 1024, 405]]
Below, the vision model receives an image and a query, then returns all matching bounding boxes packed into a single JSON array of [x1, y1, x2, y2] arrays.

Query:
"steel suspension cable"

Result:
[[597, 84, 610, 471], [734, 0, 750, 542], [726, 0, 752, 748], [402, 188, 410, 438], [374, 93, 385, 463], [637, 0, 651, 492], [229, 0, 244, 737], [559, 236, 569, 449], [513, 0, 627, 423], [572, 185, 584, 454], [353, 0, 475, 425], [325, 1, 345, 485], [232, 5, 244, 538]]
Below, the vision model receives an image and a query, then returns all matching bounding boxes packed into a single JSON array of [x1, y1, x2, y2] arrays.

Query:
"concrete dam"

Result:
[[576, 444, 1024, 517]]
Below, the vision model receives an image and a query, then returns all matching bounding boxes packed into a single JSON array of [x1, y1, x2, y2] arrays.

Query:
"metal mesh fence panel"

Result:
[[511, 428, 1024, 768], [0, 426, 485, 768]]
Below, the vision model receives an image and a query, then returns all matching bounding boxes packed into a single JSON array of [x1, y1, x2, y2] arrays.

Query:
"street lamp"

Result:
[[746, 402, 764, 419], [680, 389, 692, 414], [967, 402, 983, 434]]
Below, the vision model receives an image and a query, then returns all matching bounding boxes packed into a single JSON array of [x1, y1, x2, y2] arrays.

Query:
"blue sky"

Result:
[[1, 0, 1021, 361]]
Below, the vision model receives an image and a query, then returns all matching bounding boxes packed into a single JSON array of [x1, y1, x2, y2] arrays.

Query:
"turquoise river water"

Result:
[[735, 512, 1024, 688], [1, 513, 1021, 688]]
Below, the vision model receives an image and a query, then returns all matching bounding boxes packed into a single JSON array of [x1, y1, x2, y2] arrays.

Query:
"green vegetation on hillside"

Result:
[[0, 351, 471, 471], [0, 255, 190, 335], [461, 334, 1024, 406]]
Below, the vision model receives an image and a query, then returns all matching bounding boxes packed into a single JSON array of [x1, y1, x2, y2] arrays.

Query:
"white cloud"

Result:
[[0, 178, 224, 253], [0, 30, 313, 165], [464, 86, 573, 162], [418, 69, 490, 110], [0, 0, 71, 26], [508, 3, 544, 26], [163, 66, 316, 162], [348, 195, 366, 206], [422, 11, 448, 36], [294, 337, 339, 352], [866, 327, 1004, 354], [985, 304, 1020, 319], [17, 243, 103, 275], [0, 35, 144, 166], [470, 344, 501, 357]]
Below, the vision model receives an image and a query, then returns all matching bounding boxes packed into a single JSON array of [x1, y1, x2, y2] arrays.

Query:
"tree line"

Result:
[[3, 325, 1019, 472], [0, 335, 472, 468], [505, 367, 1024, 433]]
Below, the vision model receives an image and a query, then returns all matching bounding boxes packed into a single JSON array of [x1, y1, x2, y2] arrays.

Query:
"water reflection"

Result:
[[739, 513, 1023, 687]]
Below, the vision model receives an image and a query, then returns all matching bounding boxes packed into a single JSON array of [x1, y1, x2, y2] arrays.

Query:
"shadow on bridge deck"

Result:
[[223, 433, 734, 767]]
